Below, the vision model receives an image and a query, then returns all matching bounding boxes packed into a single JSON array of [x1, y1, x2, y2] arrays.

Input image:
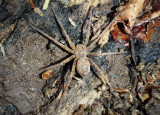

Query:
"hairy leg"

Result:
[[90, 22, 105, 41], [88, 51, 124, 56], [83, 7, 92, 46], [86, 34, 101, 50], [64, 58, 77, 92], [53, 10, 76, 50], [56, 58, 77, 112], [30, 24, 74, 54], [88, 58, 112, 90], [87, 16, 118, 50], [41, 55, 75, 71]]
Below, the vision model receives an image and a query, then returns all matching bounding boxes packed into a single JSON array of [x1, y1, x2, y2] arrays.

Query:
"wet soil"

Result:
[[0, 0, 160, 114]]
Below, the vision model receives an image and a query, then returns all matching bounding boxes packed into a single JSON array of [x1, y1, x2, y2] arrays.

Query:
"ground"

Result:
[[0, 0, 160, 115]]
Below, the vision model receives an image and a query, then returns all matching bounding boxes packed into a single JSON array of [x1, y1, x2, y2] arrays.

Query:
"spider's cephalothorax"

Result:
[[75, 44, 87, 58], [31, 9, 123, 95]]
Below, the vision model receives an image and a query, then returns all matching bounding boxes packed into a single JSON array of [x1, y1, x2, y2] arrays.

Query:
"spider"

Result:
[[30, 9, 122, 94]]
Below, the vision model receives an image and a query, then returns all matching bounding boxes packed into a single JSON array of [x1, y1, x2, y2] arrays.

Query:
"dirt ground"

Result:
[[0, 0, 160, 115]]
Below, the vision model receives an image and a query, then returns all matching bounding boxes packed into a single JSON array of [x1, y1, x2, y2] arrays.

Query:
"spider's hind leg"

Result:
[[56, 58, 77, 112], [88, 58, 113, 90]]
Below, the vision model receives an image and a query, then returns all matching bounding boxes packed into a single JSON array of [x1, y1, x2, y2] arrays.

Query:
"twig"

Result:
[[0, 44, 5, 56], [130, 37, 137, 66]]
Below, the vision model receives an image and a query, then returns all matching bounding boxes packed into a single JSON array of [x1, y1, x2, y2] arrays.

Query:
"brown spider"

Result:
[[30, 9, 122, 93]]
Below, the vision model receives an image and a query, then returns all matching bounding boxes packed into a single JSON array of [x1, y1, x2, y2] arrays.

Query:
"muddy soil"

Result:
[[0, 0, 160, 114]]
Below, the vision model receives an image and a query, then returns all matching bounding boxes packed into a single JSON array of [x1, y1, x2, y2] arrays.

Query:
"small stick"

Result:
[[130, 37, 137, 66]]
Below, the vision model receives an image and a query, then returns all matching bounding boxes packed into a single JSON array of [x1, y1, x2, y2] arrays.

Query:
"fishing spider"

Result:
[[30, 10, 122, 93]]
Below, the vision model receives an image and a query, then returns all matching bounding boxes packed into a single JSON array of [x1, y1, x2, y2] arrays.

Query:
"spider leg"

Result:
[[88, 58, 113, 90], [83, 7, 92, 46], [41, 55, 75, 71], [87, 16, 117, 50], [56, 58, 77, 112], [30, 24, 74, 54], [90, 22, 105, 41], [86, 36, 101, 50], [88, 52, 124, 56], [53, 10, 76, 50], [64, 58, 77, 93]]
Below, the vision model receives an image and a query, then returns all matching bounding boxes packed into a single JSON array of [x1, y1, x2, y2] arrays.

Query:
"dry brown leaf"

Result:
[[109, 0, 160, 45], [111, 19, 160, 44], [110, 0, 145, 31], [111, 24, 129, 44], [133, 19, 160, 42], [98, 0, 145, 47], [42, 70, 53, 80]]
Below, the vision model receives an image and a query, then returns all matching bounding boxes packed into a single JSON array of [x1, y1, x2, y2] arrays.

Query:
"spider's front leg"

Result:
[[30, 24, 74, 54], [83, 6, 92, 46], [52, 10, 76, 50]]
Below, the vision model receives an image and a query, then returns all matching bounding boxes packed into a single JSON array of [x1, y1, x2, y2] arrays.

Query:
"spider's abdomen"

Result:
[[77, 57, 90, 76]]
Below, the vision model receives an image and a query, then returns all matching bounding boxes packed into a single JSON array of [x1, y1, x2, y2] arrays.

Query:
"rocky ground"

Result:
[[0, 0, 160, 115]]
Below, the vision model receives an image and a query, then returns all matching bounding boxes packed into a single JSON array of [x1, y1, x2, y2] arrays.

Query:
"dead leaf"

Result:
[[111, 24, 129, 44], [42, 70, 53, 80], [110, 0, 160, 45], [110, 0, 145, 31], [132, 19, 160, 42]]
